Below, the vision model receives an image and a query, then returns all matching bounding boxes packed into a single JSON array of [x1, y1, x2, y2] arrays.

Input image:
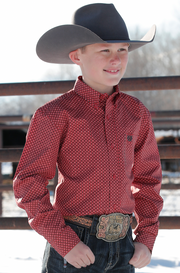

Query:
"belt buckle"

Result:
[[96, 213, 130, 242]]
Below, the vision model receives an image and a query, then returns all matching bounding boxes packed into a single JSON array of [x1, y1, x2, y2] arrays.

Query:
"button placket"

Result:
[[104, 102, 119, 211], [111, 143, 115, 149], [106, 114, 110, 120]]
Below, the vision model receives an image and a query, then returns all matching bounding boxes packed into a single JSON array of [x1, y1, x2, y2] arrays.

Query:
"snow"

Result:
[[1, 162, 12, 175], [0, 230, 46, 273], [0, 229, 179, 273], [0, 189, 180, 272]]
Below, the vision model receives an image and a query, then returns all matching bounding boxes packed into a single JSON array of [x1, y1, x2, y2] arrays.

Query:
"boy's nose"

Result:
[[110, 53, 121, 64]]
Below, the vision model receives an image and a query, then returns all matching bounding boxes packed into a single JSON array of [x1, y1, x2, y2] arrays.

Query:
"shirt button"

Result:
[[94, 103, 98, 110], [106, 114, 110, 120], [111, 143, 115, 149], [113, 174, 116, 179], [113, 204, 117, 210]]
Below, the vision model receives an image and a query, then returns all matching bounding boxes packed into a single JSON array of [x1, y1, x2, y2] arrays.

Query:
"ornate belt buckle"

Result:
[[96, 213, 130, 242]]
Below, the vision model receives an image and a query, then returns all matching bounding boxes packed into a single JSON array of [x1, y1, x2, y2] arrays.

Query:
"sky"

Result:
[[0, 0, 180, 84]]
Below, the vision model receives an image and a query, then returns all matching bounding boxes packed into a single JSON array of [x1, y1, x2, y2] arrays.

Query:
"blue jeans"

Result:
[[41, 215, 135, 272]]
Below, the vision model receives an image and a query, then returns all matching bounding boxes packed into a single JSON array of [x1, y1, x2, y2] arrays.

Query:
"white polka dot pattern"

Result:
[[13, 76, 163, 256]]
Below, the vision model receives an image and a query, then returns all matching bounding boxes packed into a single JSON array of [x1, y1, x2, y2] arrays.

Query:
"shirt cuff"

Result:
[[133, 232, 157, 252], [47, 224, 81, 257]]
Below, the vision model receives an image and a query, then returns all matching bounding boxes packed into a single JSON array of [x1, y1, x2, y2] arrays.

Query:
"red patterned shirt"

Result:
[[13, 76, 163, 257]]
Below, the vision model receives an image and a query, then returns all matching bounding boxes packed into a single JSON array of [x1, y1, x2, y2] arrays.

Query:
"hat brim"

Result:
[[36, 25, 156, 64]]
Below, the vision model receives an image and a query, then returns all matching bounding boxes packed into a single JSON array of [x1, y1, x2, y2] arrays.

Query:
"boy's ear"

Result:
[[69, 49, 81, 65]]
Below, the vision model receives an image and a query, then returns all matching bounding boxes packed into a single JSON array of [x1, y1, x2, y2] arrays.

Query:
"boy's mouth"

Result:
[[104, 69, 119, 74]]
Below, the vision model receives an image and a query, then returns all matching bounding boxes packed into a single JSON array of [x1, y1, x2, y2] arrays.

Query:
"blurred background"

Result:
[[0, 1, 180, 272]]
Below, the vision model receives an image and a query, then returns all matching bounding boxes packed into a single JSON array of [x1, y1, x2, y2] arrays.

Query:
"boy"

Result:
[[13, 3, 163, 272]]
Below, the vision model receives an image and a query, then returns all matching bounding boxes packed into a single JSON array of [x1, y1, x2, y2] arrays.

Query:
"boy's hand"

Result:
[[129, 242, 151, 268], [64, 241, 95, 268]]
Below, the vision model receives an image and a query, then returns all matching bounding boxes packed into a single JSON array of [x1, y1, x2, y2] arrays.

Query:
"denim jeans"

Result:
[[41, 215, 135, 273]]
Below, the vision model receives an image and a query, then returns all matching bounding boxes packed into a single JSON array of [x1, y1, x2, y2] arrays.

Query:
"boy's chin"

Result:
[[106, 78, 122, 86]]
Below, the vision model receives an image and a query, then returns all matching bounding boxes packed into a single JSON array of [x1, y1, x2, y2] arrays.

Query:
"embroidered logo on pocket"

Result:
[[127, 135, 133, 142]]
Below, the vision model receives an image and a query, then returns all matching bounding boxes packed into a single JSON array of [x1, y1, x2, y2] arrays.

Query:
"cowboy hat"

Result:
[[36, 3, 156, 64]]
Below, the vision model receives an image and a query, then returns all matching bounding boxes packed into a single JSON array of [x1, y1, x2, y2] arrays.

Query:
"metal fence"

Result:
[[0, 76, 180, 229]]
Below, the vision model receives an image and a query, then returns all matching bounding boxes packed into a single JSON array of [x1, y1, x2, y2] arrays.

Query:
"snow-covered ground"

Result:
[[0, 162, 180, 272], [0, 228, 180, 273]]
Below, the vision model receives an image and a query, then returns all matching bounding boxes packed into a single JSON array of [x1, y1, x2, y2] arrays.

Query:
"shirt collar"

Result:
[[73, 76, 120, 109]]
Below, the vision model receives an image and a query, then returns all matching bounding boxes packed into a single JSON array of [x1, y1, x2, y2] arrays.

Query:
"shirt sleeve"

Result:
[[13, 108, 81, 257], [132, 103, 163, 251]]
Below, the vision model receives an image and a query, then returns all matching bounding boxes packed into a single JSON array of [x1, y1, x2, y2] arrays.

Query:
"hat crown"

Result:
[[73, 3, 130, 41]]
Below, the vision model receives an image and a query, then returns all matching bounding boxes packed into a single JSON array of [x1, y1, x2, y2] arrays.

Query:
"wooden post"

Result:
[[0, 129, 3, 215]]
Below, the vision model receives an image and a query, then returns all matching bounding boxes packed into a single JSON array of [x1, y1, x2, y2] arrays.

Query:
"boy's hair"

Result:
[[80, 46, 86, 53]]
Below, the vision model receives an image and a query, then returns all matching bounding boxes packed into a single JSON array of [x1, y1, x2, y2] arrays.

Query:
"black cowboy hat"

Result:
[[36, 3, 156, 64]]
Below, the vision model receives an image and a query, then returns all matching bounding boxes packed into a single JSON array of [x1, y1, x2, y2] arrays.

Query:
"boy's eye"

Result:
[[118, 48, 127, 52], [100, 47, 128, 53], [101, 49, 109, 52]]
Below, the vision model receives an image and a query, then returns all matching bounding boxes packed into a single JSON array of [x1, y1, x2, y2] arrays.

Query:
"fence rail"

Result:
[[0, 76, 180, 97], [1, 183, 179, 193], [1, 110, 180, 123], [0, 145, 180, 163], [0, 216, 180, 230]]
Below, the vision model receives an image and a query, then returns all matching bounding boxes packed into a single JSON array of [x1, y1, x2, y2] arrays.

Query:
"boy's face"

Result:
[[70, 42, 129, 94]]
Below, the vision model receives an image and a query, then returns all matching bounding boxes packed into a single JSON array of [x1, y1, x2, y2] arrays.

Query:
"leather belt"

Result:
[[64, 215, 93, 228]]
